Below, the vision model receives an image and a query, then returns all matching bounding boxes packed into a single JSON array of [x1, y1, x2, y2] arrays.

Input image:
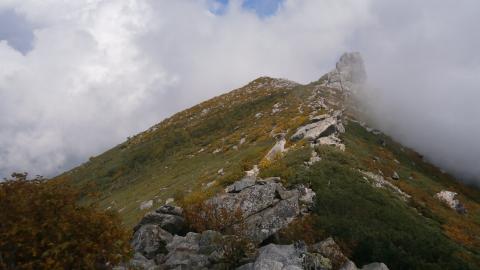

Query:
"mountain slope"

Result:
[[62, 53, 480, 269]]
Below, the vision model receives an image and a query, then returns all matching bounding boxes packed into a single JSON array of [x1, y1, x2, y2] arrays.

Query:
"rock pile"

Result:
[[119, 177, 388, 270]]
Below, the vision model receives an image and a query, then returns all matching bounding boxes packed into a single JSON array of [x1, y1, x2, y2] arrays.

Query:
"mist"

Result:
[[356, 1, 480, 185], [0, 0, 479, 185]]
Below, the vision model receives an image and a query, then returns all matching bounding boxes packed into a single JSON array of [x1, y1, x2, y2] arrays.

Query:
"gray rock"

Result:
[[238, 194, 300, 244], [254, 244, 304, 269], [130, 252, 157, 270], [208, 179, 314, 244], [291, 117, 338, 142], [156, 205, 183, 216], [361, 262, 389, 270], [237, 243, 330, 270], [392, 171, 400, 180], [322, 52, 366, 93], [339, 260, 358, 270], [135, 211, 186, 235], [309, 238, 348, 269], [225, 177, 257, 193], [132, 224, 173, 259]]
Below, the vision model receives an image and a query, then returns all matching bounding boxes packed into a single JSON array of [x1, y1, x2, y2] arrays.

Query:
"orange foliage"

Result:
[[0, 174, 131, 269]]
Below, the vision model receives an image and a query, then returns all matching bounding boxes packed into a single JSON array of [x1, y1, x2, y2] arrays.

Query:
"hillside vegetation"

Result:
[[62, 62, 480, 269]]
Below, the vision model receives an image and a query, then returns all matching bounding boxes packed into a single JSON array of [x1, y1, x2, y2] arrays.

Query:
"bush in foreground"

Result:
[[0, 173, 131, 269]]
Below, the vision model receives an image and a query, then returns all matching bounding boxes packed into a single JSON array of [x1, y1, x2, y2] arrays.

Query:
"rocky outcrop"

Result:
[[291, 111, 345, 151], [123, 177, 388, 270], [435, 190, 466, 214], [321, 52, 367, 94], [211, 177, 316, 244]]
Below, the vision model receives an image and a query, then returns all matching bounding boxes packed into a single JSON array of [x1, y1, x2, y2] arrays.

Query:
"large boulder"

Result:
[[208, 178, 314, 244], [132, 224, 173, 260], [291, 117, 338, 142], [134, 205, 187, 235]]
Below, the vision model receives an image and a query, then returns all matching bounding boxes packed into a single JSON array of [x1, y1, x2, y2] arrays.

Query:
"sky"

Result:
[[0, 0, 479, 185]]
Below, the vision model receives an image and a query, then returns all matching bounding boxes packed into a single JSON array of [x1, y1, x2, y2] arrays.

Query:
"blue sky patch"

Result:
[[211, 0, 284, 17], [0, 9, 35, 54]]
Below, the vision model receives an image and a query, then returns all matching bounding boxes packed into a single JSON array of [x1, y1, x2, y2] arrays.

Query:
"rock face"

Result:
[[435, 190, 466, 214], [210, 177, 315, 244], [321, 52, 367, 93]]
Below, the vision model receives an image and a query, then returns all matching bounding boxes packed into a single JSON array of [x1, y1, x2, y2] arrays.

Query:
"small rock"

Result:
[[165, 198, 174, 205], [392, 171, 400, 180], [435, 190, 467, 214], [217, 168, 224, 176], [140, 200, 153, 210]]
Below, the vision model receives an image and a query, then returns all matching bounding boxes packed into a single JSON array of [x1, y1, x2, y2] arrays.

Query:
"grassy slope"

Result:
[[62, 78, 480, 269]]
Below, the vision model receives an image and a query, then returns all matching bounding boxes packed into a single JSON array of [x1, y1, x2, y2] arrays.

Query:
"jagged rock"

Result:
[[291, 117, 338, 142], [134, 208, 187, 235], [392, 171, 400, 180], [132, 224, 173, 259], [435, 190, 467, 214], [321, 52, 366, 93], [237, 194, 300, 244], [209, 178, 314, 244], [361, 262, 389, 270]]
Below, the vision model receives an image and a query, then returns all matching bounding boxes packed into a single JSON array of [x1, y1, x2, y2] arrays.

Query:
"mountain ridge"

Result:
[[62, 52, 480, 269]]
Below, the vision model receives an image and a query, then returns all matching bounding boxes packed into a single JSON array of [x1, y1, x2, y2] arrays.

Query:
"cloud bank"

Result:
[[0, 0, 478, 185]]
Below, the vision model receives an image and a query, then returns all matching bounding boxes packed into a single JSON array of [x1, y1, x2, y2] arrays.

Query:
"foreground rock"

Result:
[[121, 177, 388, 270], [237, 238, 389, 270]]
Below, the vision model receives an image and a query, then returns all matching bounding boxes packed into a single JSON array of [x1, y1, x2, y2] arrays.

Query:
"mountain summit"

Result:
[[64, 53, 480, 270]]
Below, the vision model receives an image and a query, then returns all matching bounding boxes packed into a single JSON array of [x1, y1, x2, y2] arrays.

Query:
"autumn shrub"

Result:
[[277, 215, 325, 245], [181, 192, 243, 235], [0, 174, 131, 270]]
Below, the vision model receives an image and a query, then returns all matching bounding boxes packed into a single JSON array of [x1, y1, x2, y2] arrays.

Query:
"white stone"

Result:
[[265, 138, 286, 161], [140, 200, 153, 210]]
